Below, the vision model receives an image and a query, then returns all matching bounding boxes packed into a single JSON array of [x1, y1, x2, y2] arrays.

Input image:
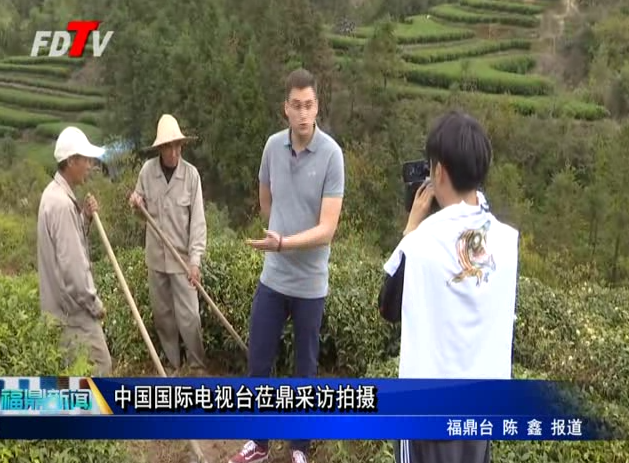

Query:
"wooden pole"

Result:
[[92, 211, 207, 463], [136, 203, 248, 354]]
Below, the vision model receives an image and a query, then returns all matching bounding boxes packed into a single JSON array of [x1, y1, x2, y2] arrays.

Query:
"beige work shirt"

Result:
[[134, 157, 207, 273], [37, 172, 103, 321]]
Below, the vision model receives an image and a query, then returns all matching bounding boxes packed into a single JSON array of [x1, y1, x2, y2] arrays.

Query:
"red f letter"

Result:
[[67, 20, 100, 57]]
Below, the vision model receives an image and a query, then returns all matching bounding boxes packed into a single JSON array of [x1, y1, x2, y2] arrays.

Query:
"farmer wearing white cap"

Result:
[[129, 114, 208, 374], [37, 126, 112, 376]]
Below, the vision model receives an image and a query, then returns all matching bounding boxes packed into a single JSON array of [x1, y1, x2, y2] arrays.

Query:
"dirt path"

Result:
[[134, 439, 310, 463]]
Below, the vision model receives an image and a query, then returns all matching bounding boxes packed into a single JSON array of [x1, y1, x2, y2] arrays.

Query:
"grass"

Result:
[[429, 4, 540, 28], [0, 87, 104, 112], [0, 104, 60, 129]]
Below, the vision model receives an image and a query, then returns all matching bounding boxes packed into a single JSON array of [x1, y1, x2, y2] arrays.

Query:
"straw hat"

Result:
[[144, 114, 197, 151]]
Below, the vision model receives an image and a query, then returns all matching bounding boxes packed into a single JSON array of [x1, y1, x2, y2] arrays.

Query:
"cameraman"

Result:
[[378, 110, 519, 463]]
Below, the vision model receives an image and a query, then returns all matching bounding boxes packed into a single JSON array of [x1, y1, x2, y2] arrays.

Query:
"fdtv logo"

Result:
[[30, 21, 114, 58]]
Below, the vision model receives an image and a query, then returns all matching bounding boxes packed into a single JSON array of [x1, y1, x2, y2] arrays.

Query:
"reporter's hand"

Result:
[[404, 181, 435, 236]]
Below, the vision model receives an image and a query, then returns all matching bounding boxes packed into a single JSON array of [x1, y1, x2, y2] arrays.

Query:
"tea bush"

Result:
[[0, 104, 59, 128], [428, 4, 539, 28], [95, 229, 395, 376], [0, 211, 37, 274], [0, 274, 132, 463], [0, 74, 103, 96], [0, 63, 73, 78], [402, 39, 531, 66], [459, 0, 546, 15], [0, 88, 104, 112], [357, 356, 629, 462], [404, 55, 554, 96], [514, 277, 629, 406], [352, 15, 475, 44]]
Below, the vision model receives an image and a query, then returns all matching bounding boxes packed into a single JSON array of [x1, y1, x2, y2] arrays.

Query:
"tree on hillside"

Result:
[[363, 17, 401, 92], [584, 12, 629, 118], [360, 15, 403, 130], [590, 124, 629, 283]]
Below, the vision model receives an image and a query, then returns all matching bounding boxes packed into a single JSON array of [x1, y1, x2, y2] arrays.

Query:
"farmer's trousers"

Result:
[[61, 313, 112, 376], [148, 269, 207, 370], [249, 282, 325, 454]]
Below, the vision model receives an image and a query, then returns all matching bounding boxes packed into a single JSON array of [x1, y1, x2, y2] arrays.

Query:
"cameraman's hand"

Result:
[[404, 181, 435, 236]]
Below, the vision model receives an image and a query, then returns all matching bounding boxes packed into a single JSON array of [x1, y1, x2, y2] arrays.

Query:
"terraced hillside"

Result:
[[0, 47, 106, 170], [327, 0, 609, 120], [0, 0, 609, 172]]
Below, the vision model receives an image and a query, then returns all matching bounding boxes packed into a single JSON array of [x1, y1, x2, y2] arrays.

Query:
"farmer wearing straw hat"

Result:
[[37, 126, 113, 376], [129, 114, 208, 374]]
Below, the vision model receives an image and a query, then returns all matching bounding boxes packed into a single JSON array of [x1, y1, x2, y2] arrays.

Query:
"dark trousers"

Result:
[[394, 440, 491, 463], [249, 282, 325, 454]]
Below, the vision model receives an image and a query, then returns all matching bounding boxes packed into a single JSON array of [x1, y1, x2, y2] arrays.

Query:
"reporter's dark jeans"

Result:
[[248, 281, 325, 454]]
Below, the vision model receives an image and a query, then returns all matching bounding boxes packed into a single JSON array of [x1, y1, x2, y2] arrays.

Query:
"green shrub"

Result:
[[1, 56, 86, 66], [0, 211, 37, 274], [0, 74, 104, 96], [95, 247, 158, 370], [0, 125, 18, 137], [352, 357, 629, 463], [392, 85, 609, 120], [353, 15, 475, 44], [77, 111, 104, 125], [91, 214, 629, 410], [35, 121, 103, 142], [94, 228, 395, 376], [326, 33, 366, 51], [0, 104, 60, 128], [403, 55, 554, 96], [0, 63, 73, 78], [460, 0, 546, 15], [429, 4, 540, 28], [0, 87, 104, 112], [0, 274, 132, 463], [0, 157, 53, 215], [402, 39, 531, 65], [514, 277, 629, 406]]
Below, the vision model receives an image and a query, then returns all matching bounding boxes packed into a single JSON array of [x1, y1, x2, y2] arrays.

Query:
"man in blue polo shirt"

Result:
[[229, 68, 345, 463], [379, 111, 519, 463]]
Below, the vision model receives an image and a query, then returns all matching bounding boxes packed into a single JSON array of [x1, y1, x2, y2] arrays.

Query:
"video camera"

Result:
[[402, 159, 440, 214]]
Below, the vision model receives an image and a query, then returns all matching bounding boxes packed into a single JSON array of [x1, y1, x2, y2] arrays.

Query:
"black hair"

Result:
[[425, 110, 492, 193], [57, 159, 69, 171], [285, 68, 317, 100]]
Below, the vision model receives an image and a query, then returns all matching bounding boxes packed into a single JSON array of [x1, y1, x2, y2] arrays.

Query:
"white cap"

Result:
[[54, 126, 105, 163]]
